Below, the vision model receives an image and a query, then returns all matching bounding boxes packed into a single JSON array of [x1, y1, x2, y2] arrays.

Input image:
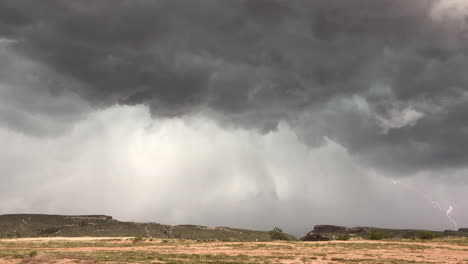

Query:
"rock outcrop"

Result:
[[65, 215, 113, 221], [301, 231, 330, 241], [302, 225, 370, 241], [312, 225, 367, 234]]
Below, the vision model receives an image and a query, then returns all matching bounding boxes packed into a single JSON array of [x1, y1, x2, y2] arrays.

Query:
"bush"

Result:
[[132, 237, 144, 243], [270, 227, 289, 241], [418, 231, 440, 240], [336, 234, 351, 241], [369, 230, 389, 240], [28, 250, 38, 258], [38, 226, 61, 235], [402, 232, 416, 239]]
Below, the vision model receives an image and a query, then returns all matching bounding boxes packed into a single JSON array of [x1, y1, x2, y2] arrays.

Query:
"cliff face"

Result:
[[300, 225, 367, 241], [301, 231, 330, 241]]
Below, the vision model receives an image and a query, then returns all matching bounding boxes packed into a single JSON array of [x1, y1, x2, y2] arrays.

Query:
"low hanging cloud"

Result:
[[0, 0, 467, 233], [376, 106, 424, 134]]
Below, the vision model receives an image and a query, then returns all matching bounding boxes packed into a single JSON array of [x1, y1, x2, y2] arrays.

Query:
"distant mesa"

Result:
[[303, 225, 468, 241], [0, 214, 296, 241]]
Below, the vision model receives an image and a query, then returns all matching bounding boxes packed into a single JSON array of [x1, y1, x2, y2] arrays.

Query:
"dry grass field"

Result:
[[0, 237, 468, 264]]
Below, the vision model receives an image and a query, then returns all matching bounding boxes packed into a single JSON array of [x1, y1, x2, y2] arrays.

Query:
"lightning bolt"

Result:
[[446, 206, 458, 230], [391, 179, 458, 230]]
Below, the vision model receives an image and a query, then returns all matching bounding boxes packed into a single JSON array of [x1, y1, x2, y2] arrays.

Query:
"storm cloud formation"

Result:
[[1, 0, 468, 234]]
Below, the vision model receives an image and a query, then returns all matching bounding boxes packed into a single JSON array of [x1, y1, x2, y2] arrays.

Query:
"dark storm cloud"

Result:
[[0, 35, 90, 136], [1, 0, 467, 175]]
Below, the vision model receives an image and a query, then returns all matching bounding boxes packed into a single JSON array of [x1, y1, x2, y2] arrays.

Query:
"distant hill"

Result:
[[302, 224, 468, 241], [0, 214, 296, 241]]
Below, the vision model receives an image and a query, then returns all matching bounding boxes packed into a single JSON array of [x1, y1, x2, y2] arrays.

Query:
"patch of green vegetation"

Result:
[[28, 250, 37, 258], [0, 249, 31, 259], [369, 230, 390, 240], [337, 259, 375, 263], [38, 226, 61, 235], [132, 236, 145, 243], [301, 256, 318, 263], [382, 259, 434, 264], [63, 250, 288, 263], [331, 257, 345, 261], [314, 253, 327, 256], [418, 231, 441, 240], [432, 237, 468, 246], [324, 241, 431, 251], [335, 234, 351, 241]]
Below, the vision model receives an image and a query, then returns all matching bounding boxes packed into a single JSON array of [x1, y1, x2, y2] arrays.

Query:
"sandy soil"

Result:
[[1, 237, 467, 263]]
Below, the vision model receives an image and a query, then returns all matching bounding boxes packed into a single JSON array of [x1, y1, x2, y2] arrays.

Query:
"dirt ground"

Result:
[[0, 237, 467, 263]]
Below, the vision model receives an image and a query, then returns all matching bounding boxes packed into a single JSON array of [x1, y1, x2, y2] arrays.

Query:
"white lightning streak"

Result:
[[446, 206, 458, 230], [390, 179, 458, 230]]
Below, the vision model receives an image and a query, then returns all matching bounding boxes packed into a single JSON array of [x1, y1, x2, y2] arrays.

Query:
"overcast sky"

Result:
[[1, 0, 467, 236]]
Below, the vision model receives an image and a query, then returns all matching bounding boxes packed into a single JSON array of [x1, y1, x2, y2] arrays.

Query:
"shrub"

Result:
[[132, 237, 144, 243], [270, 227, 289, 241], [28, 251, 38, 258], [336, 234, 351, 241], [402, 232, 416, 239], [418, 231, 440, 240], [369, 230, 389, 240], [38, 227, 61, 235]]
